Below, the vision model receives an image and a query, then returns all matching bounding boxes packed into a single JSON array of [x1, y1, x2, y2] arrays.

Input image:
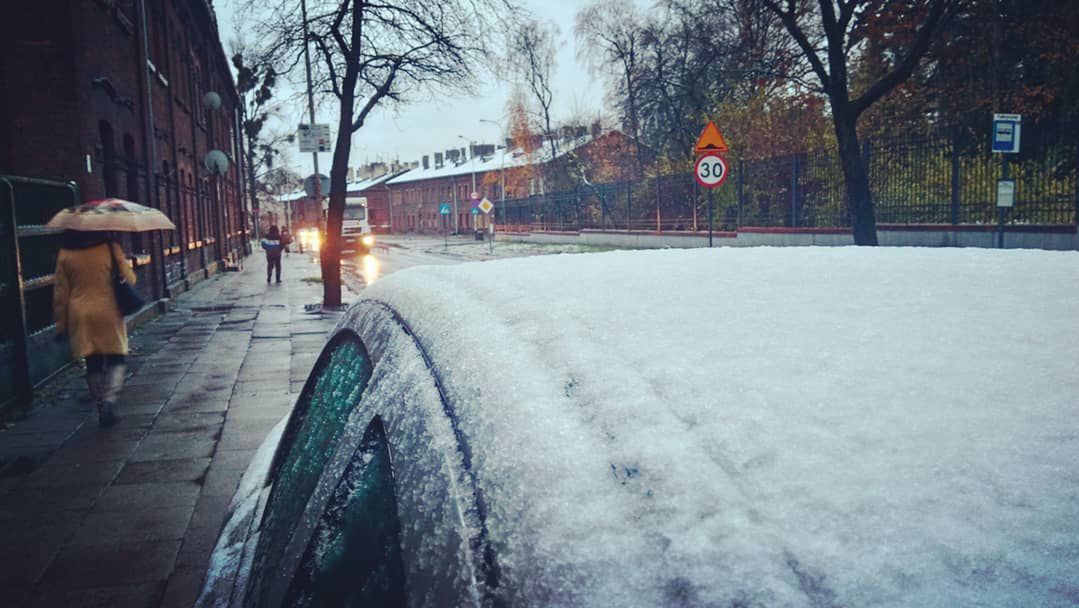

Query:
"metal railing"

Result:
[[1, 176, 81, 406], [491, 124, 1078, 232]]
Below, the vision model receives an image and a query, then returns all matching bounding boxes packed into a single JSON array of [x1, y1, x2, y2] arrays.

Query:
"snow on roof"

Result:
[[386, 132, 604, 186], [274, 171, 399, 203], [361, 246, 1079, 607]]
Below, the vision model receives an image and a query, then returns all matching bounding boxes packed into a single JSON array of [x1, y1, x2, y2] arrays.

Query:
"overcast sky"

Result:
[[214, 0, 611, 178]]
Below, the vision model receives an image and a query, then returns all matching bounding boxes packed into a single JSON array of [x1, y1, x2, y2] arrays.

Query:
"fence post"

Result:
[[737, 158, 745, 229], [862, 138, 873, 227], [1, 179, 32, 404], [1074, 136, 1079, 228], [790, 154, 799, 227], [951, 125, 961, 225], [655, 174, 661, 231], [626, 181, 632, 231]]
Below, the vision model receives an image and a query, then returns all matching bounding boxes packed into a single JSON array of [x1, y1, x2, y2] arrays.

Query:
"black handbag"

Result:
[[108, 241, 144, 316]]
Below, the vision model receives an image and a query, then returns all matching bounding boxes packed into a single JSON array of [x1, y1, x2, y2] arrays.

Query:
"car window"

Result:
[[246, 333, 374, 608], [282, 415, 407, 607]]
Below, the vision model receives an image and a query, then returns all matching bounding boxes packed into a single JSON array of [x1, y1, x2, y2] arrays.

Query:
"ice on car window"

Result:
[[246, 334, 374, 608], [283, 416, 407, 607]]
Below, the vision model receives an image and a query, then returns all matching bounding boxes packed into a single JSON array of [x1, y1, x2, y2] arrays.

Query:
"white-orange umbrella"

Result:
[[46, 198, 175, 232]]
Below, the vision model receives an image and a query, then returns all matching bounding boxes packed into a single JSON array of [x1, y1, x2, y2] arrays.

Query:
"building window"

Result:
[[99, 121, 117, 197]]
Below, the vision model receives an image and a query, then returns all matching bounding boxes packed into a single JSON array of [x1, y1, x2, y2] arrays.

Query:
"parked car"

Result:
[[198, 247, 1079, 608]]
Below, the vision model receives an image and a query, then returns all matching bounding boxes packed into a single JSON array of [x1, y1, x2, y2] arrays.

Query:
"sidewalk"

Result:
[[0, 251, 356, 607]]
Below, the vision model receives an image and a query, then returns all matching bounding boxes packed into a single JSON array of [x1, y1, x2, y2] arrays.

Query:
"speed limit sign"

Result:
[[694, 153, 729, 188]]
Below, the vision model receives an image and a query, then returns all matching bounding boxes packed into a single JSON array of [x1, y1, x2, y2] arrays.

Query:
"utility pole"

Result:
[[300, 0, 322, 224]]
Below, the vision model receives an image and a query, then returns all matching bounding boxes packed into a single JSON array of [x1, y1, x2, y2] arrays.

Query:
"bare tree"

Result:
[[510, 19, 560, 163], [232, 49, 289, 238], [576, 0, 646, 176], [761, 0, 952, 245], [242, 0, 514, 305]]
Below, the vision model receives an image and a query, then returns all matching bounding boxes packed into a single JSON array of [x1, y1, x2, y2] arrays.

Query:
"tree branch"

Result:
[[851, 0, 949, 114], [761, 0, 832, 91]]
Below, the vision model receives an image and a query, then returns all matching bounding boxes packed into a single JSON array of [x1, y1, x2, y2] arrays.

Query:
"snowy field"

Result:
[[360, 246, 1079, 607]]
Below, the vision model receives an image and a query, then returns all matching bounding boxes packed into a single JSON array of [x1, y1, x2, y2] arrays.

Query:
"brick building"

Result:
[[386, 130, 641, 234], [0, 0, 247, 300], [274, 170, 407, 235]]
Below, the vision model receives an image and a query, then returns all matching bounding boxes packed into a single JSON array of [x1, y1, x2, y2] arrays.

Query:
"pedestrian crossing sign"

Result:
[[439, 203, 451, 215]]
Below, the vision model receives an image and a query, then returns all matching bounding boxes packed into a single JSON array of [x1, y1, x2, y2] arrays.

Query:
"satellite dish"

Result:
[[203, 91, 222, 111], [204, 150, 229, 175]]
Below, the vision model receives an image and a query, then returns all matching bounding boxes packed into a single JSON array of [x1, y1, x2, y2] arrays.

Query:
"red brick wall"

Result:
[[0, 0, 246, 295]]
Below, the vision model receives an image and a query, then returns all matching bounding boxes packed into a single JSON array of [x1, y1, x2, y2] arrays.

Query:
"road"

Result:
[[329, 234, 611, 293]]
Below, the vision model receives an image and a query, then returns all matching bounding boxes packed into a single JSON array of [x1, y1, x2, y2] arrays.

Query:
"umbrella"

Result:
[[46, 198, 176, 232]]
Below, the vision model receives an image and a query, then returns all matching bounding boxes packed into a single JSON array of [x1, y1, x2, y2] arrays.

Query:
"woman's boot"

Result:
[[98, 364, 126, 427]]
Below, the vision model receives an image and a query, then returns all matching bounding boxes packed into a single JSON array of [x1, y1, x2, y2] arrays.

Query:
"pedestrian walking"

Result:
[[52, 230, 136, 427], [46, 198, 175, 428], [262, 225, 285, 283], [280, 226, 293, 255]]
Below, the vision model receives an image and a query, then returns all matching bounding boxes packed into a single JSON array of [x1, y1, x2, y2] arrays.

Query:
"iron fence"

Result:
[[494, 123, 1078, 232]]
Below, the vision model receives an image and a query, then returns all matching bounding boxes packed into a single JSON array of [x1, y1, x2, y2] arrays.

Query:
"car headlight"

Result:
[[362, 235, 375, 248]]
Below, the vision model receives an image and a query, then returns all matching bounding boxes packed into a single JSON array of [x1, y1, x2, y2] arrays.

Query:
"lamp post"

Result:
[[457, 134, 477, 233], [480, 119, 507, 228]]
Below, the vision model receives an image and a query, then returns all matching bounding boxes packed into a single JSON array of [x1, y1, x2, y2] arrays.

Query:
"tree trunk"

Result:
[[833, 106, 878, 245], [245, 134, 260, 239], [321, 107, 351, 307]]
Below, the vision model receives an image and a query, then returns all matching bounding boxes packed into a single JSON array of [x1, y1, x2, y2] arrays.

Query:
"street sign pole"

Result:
[[694, 152, 729, 248], [693, 121, 731, 248], [998, 157, 1008, 249], [300, 0, 322, 236], [991, 114, 1021, 249], [707, 188, 713, 247]]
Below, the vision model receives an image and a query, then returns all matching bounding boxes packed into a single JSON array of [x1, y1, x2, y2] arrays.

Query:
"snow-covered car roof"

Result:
[[357, 246, 1078, 607], [201, 246, 1079, 607]]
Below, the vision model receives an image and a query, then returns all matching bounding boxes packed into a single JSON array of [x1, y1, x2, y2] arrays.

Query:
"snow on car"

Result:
[[199, 246, 1079, 607]]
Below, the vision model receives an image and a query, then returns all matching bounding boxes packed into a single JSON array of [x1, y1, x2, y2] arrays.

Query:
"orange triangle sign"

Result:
[[694, 121, 729, 154]]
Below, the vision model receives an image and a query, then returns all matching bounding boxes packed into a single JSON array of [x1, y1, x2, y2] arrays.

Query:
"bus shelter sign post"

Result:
[[992, 113, 1021, 249]]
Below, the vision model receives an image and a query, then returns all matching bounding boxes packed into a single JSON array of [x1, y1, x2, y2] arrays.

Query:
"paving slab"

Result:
[[39, 541, 182, 589], [29, 582, 165, 608], [94, 481, 201, 512], [114, 458, 212, 485]]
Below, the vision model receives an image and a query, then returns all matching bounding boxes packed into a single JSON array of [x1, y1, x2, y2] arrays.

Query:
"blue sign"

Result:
[[471, 207, 480, 215], [439, 202, 451, 215], [991, 114, 1021, 154]]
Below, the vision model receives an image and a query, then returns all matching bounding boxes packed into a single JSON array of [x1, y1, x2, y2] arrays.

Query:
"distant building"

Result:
[[0, 0, 247, 298], [275, 170, 406, 234], [386, 129, 642, 234]]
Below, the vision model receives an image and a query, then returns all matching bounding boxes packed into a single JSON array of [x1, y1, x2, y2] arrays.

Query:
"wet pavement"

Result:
[[0, 250, 356, 607], [0, 234, 584, 607]]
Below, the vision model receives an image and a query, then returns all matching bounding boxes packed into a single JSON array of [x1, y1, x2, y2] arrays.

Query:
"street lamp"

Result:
[[457, 134, 478, 233], [456, 134, 478, 193], [479, 118, 507, 207]]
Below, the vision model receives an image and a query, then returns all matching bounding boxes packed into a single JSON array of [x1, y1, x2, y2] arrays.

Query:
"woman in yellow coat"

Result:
[[53, 230, 136, 427]]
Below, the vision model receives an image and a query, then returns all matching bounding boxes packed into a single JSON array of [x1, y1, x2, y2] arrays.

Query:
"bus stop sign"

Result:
[[992, 114, 1021, 153]]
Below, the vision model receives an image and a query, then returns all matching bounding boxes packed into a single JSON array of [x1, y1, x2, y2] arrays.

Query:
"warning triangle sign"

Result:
[[694, 121, 729, 154]]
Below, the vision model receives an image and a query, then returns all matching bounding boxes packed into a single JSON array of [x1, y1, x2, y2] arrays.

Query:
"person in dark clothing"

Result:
[[261, 225, 285, 283], [280, 226, 292, 255]]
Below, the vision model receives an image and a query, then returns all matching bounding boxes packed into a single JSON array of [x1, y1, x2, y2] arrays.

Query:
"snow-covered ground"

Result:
[[360, 246, 1079, 607]]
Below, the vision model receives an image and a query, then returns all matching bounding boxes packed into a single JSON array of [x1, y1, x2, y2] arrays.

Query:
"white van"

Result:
[[341, 196, 374, 253]]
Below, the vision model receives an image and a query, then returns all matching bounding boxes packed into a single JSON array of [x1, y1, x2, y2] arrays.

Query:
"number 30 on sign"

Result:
[[694, 153, 729, 188]]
